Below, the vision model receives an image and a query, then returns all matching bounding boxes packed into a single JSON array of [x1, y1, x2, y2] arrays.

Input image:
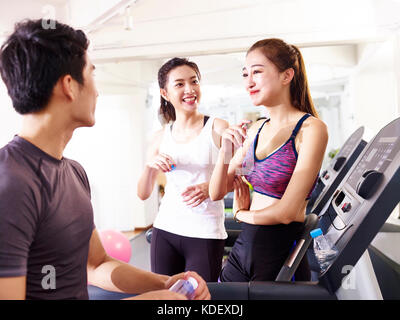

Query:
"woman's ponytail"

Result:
[[290, 45, 318, 117]]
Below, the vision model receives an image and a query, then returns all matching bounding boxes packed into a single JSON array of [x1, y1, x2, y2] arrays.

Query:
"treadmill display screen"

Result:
[[347, 136, 400, 190], [338, 139, 357, 158], [336, 127, 364, 158]]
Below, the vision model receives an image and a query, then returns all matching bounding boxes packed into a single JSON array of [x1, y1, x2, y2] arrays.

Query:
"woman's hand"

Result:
[[233, 176, 251, 215], [146, 153, 175, 173], [220, 120, 251, 157], [181, 182, 209, 207]]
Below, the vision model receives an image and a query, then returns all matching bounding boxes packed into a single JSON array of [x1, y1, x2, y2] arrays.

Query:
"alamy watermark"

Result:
[[341, 265, 356, 290], [41, 5, 56, 30], [41, 265, 56, 290]]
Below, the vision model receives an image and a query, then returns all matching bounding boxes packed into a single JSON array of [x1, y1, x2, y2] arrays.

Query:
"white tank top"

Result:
[[153, 116, 227, 239]]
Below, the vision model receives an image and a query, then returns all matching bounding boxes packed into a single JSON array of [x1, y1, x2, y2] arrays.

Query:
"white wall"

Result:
[[349, 37, 400, 222], [64, 93, 158, 231], [350, 39, 399, 138], [63, 60, 161, 231], [0, 80, 21, 147]]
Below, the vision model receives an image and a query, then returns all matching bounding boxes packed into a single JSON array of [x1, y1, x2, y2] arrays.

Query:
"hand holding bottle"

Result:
[[220, 120, 251, 158], [146, 153, 176, 173], [166, 271, 211, 300]]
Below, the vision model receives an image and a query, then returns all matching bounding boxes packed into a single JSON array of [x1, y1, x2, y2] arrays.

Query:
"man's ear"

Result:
[[60, 75, 76, 101], [160, 88, 169, 101], [282, 68, 295, 85]]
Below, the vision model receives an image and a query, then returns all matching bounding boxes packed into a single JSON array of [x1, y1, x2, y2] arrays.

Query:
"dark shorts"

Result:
[[220, 222, 310, 282], [150, 227, 225, 282]]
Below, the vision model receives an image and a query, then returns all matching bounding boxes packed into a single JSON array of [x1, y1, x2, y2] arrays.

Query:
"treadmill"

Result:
[[309, 126, 367, 216], [306, 127, 367, 278], [318, 117, 400, 298], [208, 117, 400, 300]]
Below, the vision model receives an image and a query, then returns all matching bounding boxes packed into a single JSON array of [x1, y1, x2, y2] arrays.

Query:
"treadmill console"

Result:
[[327, 123, 400, 245], [321, 127, 365, 185], [317, 118, 400, 294], [311, 127, 366, 215]]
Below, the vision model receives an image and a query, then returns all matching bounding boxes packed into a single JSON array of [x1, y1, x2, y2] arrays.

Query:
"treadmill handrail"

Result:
[[275, 213, 318, 281]]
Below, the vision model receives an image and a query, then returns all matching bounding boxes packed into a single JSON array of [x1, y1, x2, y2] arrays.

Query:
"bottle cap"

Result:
[[187, 277, 198, 290], [310, 228, 323, 238]]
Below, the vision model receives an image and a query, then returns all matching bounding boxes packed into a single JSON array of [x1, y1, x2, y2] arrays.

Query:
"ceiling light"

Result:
[[124, 6, 134, 30]]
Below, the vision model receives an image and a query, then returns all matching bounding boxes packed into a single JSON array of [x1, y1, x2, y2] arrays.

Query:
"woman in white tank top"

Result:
[[137, 58, 229, 281]]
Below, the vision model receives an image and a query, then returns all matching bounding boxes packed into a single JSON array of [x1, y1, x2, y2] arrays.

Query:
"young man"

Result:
[[0, 19, 210, 300]]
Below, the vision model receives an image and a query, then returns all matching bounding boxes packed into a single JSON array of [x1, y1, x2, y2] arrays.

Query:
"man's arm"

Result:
[[0, 276, 26, 300], [87, 229, 210, 300], [0, 170, 39, 300], [87, 228, 169, 294]]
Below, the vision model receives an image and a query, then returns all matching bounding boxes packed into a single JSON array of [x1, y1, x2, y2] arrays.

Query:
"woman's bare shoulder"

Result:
[[212, 118, 229, 136], [303, 116, 328, 135], [147, 127, 167, 152]]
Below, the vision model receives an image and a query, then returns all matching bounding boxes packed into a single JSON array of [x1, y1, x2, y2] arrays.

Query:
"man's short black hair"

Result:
[[0, 19, 89, 114]]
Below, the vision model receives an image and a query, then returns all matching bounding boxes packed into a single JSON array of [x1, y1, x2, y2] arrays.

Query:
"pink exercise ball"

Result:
[[99, 230, 132, 263]]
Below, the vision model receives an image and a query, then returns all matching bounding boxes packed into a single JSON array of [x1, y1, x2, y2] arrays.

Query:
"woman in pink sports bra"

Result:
[[209, 38, 329, 282]]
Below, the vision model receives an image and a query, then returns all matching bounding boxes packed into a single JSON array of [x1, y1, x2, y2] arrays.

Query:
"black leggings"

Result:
[[150, 227, 225, 282], [220, 222, 310, 282]]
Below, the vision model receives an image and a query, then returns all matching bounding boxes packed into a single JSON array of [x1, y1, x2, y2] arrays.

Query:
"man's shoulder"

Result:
[[65, 157, 86, 173], [63, 157, 91, 190], [0, 164, 37, 200], [0, 143, 37, 186]]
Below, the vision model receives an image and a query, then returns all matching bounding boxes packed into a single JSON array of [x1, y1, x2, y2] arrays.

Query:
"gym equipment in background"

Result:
[[307, 126, 367, 215], [208, 117, 400, 300]]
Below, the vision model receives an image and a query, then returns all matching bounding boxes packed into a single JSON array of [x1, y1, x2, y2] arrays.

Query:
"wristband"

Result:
[[233, 209, 242, 223]]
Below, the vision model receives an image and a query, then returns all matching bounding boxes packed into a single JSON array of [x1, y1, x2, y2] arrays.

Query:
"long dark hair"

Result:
[[247, 38, 318, 117], [158, 57, 201, 123]]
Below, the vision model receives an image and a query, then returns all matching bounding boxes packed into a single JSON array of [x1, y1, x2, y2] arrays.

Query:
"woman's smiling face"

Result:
[[162, 65, 201, 113], [242, 49, 285, 107]]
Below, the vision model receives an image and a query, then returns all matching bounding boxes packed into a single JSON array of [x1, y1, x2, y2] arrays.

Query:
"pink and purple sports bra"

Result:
[[242, 113, 316, 200]]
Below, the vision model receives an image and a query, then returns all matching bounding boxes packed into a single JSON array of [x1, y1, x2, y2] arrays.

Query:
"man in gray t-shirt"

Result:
[[0, 136, 94, 299], [0, 19, 210, 300]]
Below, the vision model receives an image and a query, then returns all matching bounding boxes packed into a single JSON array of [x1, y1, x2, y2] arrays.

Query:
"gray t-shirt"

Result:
[[0, 136, 94, 299]]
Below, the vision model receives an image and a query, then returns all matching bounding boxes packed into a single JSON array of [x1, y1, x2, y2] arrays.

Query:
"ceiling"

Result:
[[1, 0, 400, 97], [2, 0, 400, 57]]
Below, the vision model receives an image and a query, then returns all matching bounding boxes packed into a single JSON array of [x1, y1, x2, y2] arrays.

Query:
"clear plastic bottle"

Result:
[[310, 228, 338, 274], [169, 277, 198, 300]]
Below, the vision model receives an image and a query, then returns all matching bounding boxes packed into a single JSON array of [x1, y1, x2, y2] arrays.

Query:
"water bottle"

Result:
[[169, 277, 198, 300], [310, 228, 338, 274]]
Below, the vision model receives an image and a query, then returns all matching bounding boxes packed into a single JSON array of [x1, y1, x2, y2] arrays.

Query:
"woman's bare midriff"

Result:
[[249, 191, 307, 223]]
